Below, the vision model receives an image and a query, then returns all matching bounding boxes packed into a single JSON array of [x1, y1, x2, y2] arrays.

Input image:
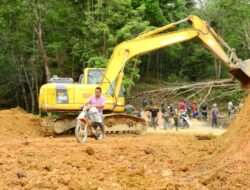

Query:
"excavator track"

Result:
[[41, 113, 147, 136], [104, 114, 147, 135]]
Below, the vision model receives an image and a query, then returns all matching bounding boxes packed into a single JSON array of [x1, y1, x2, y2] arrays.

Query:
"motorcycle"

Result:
[[178, 111, 191, 128], [75, 106, 102, 143]]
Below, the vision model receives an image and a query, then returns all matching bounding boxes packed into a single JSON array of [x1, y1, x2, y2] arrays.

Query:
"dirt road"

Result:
[[0, 99, 249, 190], [0, 133, 215, 190], [148, 119, 227, 136]]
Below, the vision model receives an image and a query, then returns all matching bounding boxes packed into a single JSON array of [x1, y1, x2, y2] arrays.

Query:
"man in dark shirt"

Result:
[[169, 104, 175, 117], [149, 106, 159, 128], [201, 101, 208, 122]]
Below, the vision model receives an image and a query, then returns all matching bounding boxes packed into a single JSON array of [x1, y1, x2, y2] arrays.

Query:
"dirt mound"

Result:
[[0, 108, 43, 140], [214, 95, 250, 161], [196, 94, 250, 189]]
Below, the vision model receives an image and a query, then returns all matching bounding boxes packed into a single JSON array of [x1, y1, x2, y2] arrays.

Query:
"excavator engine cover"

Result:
[[229, 59, 250, 89]]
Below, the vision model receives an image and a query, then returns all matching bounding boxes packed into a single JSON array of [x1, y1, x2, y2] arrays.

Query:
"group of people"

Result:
[[141, 97, 239, 129], [179, 100, 210, 122], [142, 98, 176, 129]]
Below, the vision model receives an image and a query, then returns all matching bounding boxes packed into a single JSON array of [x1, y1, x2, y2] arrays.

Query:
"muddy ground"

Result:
[[0, 96, 249, 190]]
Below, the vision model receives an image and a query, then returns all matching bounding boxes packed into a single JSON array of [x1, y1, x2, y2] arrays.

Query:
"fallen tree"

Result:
[[129, 78, 245, 109]]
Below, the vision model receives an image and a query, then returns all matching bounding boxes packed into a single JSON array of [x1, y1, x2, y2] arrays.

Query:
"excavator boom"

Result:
[[101, 15, 250, 97]]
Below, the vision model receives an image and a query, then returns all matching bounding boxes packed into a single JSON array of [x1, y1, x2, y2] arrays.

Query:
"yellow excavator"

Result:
[[39, 15, 250, 134]]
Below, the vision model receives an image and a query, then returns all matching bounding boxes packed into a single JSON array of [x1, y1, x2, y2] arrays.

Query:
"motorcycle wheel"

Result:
[[75, 120, 88, 143], [183, 120, 190, 128]]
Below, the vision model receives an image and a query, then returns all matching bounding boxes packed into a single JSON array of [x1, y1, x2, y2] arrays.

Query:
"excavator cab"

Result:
[[229, 59, 250, 89]]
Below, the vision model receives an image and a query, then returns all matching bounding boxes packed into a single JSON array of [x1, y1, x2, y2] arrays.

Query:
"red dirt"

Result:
[[0, 94, 249, 189], [198, 95, 250, 189], [0, 108, 43, 140]]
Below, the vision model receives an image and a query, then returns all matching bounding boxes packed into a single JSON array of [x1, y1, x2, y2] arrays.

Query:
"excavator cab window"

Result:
[[87, 70, 104, 84]]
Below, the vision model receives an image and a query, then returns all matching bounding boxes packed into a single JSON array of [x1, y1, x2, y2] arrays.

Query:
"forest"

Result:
[[0, 0, 249, 112]]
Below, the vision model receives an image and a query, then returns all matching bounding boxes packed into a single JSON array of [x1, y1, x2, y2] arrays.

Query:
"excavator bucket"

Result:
[[229, 59, 250, 89]]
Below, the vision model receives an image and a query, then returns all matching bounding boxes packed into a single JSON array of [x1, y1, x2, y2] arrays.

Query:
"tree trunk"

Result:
[[33, 66, 39, 111], [243, 20, 250, 51], [34, 0, 51, 83], [215, 60, 221, 80], [32, 29, 40, 107], [22, 63, 35, 114], [16, 90, 20, 107], [17, 63, 29, 111]]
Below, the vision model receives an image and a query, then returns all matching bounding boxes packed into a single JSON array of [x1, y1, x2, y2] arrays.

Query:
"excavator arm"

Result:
[[100, 15, 250, 99]]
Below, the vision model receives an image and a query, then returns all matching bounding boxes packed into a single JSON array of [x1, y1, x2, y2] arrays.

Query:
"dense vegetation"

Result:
[[0, 0, 249, 112]]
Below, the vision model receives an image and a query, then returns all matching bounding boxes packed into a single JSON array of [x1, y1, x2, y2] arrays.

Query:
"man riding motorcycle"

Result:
[[82, 87, 106, 140]]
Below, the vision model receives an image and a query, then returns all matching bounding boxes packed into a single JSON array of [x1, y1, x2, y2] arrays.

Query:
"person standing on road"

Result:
[[193, 108, 199, 119], [82, 87, 106, 140], [211, 103, 218, 128], [191, 102, 198, 118], [161, 98, 168, 113], [201, 101, 208, 122], [186, 101, 192, 117], [161, 98, 172, 129], [169, 103, 175, 117], [149, 106, 159, 129]]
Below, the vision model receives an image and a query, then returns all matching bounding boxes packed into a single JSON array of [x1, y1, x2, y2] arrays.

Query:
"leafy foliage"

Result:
[[0, 0, 249, 111]]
